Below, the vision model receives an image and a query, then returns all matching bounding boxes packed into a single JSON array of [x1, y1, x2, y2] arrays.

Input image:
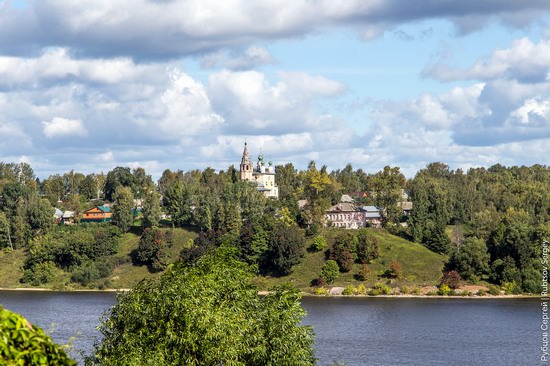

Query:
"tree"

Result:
[[448, 237, 490, 282], [356, 229, 379, 263], [329, 232, 356, 272], [0, 211, 12, 250], [86, 249, 315, 366], [137, 228, 167, 272], [104, 167, 135, 201], [0, 306, 76, 365], [112, 186, 134, 232], [141, 188, 162, 228], [321, 260, 339, 284], [265, 224, 306, 276]]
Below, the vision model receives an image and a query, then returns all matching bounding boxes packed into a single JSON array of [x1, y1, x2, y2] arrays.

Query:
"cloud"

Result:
[[200, 46, 274, 70], [0, 1, 548, 59], [208, 70, 346, 134], [423, 37, 550, 83], [42, 117, 88, 138]]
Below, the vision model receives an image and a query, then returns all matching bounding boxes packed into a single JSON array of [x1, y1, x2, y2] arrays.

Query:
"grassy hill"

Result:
[[0, 226, 446, 292], [252, 228, 447, 291]]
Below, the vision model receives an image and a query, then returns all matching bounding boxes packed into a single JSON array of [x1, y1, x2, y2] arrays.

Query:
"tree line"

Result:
[[0, 161, 547, 292]]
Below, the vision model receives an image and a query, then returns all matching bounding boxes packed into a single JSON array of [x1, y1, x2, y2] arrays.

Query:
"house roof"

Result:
[[62, 211, 75, 218], [53, 208, 63, 217], [327, 202, 360, 212], [362, 206, 379, 213], [98, 205, 112, 213], [365, 212, 381, 219]]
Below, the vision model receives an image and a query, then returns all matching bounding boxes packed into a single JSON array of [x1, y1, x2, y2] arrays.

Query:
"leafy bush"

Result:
[[438, 284, 451, 296], [384, 261, 402, 279], [313, 287, 329, 295], [488, 285, 501, 296], [321, 260, 340, 284], [86, 248, 316, 365], [309, 235, 327, 252], [410, 286, 421, 295], [0, 306, 76, 365], [342, 285, 355, 295], [371, 283, 391, 295], [137, 228, 168, 272], [440, 270, 462, 289], [356, 264, 370, 281], [356, 284, 366, 295], [305, 223, 319, 237], [476, 289, 486, 296], [21, 261, 57, 286], [401, 285, 411, 294], [502, 281, 518, 295]]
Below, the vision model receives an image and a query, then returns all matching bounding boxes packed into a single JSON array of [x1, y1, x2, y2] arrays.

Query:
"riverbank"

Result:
[[1, 287, 534, 299]]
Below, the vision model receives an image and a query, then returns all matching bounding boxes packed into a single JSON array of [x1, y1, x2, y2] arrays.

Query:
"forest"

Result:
[[0, 161, 547, 293]]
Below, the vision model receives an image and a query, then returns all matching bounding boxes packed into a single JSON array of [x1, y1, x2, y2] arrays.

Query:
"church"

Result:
[[239, 142, 279, 198]]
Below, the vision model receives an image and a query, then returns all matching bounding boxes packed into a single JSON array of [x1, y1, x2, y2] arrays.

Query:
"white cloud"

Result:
[[0, 1, 548, 59], [424, 37, 550, 83], [42, 117, 88, 138]]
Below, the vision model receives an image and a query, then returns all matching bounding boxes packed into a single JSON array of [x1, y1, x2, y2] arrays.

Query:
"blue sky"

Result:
[[0, 1, 550, 179]]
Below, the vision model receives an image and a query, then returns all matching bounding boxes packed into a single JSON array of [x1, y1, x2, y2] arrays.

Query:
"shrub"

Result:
[[314, 287, 329, 295], [356, 284, 366, 295], [488, 285, 501, 296], [426, 291, 438, 296], [0, 306, 76, 365], [476, 289, 486, 296], [401, 285, 411, 294], [384, 261, 402, 279], [21, 261, 57, 286], [305, 223, 319, 237], [440, 270, 462, 289], [502, 281, 517, 295], [342, 285, 355, 295], [356, 264, 370, 281], [310, 235, 327, 252], [410, 286, 421, 295], [373, 283, 391, 295], [321, 260, 340, 284], [438, 284, 450, 296]]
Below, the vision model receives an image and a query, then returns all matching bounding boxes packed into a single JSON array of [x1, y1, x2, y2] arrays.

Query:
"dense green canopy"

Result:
[[86, 248, 316, 366]]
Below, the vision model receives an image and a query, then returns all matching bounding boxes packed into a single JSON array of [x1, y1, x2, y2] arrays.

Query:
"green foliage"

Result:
[[86, 249, 315, 366], [320, 260, 339, 284], [112, 186, 135, 232], [265, 224, 306, 276], [488, 285, 501, 296], [0, 306, 76, 365], [342, 285, 355, 295], [438, 284, 451, 296], [356, 229, 379, 263], [448, 237, 490, 282], [136, 228, 168, 272], [313, 287, 329, 295], [141, 188, 161, 228], [310, 235, 327, 252], [356, 283, 366, 294], [329, 232, 356, 272], [369, 283, 391, 296], [22, 261, 57, 286]]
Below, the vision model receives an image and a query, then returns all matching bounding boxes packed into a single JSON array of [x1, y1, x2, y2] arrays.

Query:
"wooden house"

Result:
[[81, 205, 112, 223]]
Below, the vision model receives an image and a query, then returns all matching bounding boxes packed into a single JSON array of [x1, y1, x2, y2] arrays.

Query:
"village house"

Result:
[[325, 202, 367, 229], [81, 206, 112, 223], [61, 211, 75, 225], [362, 205, 382, 228]]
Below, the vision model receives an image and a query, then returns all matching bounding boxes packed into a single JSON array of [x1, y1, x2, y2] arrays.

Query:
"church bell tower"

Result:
[[240, 142, 253, 181]]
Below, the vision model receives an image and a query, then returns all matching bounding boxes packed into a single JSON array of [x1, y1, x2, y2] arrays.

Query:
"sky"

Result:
[[1, 1, 550, 179]]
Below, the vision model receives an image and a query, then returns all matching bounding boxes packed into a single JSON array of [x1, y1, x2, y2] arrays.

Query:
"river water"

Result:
[[0, 291, 540, 366]]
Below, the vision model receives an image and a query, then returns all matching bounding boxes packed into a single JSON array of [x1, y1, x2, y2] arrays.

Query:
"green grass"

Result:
[[107, 227, 197, 289], [253, 228, 447, 291]]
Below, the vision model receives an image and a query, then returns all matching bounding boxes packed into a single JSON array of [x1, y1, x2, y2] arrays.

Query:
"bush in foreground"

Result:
[[0, 306, 76, 365], [86, 248, 316, 366]]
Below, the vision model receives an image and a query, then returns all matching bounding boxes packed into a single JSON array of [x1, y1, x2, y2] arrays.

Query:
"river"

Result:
[[0, 291, 539, 366]]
